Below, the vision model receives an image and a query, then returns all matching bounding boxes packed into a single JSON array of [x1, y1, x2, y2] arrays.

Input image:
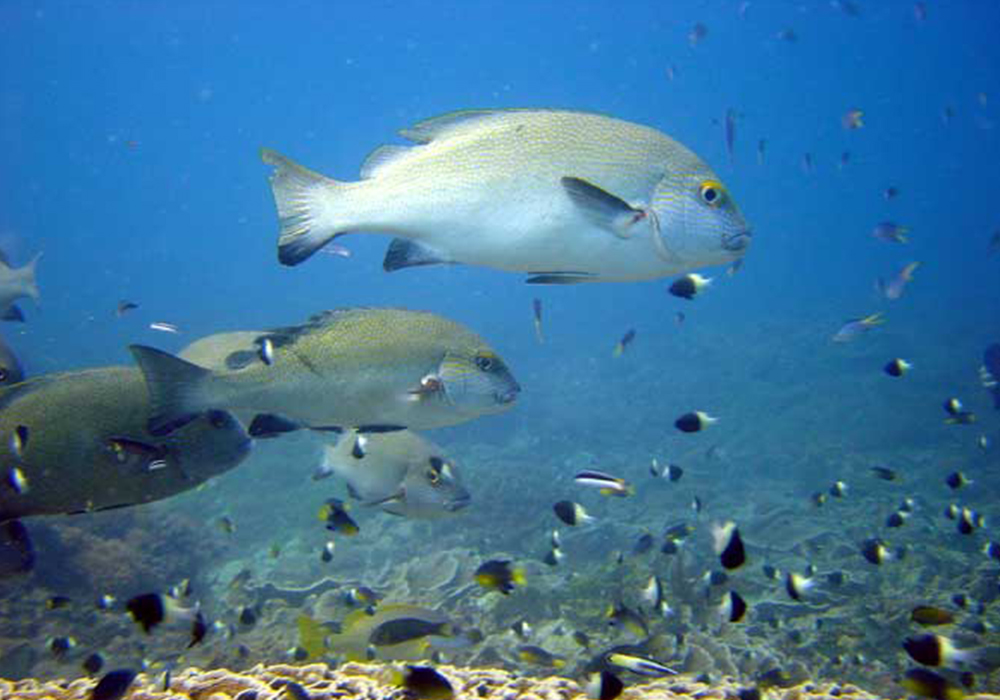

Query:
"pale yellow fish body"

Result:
[[131, 308, 519, 434], [263, 109, 750, 281]]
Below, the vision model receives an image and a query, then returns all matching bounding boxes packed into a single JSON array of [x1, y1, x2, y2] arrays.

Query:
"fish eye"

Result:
[[426, 469, 441, 486], [699, 181, 724, 207], [207, 410, 229, 429], [475, 354, 494, 372], [0, 369, 7, 381]]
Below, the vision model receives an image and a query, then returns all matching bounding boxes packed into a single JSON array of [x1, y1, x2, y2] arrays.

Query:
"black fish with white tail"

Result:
[[261, 110, 750, 281], [131, 308, 519, 436], [675, 411, 716, 433], [668, 273, 712, 300], [126, 592, 206, 648]]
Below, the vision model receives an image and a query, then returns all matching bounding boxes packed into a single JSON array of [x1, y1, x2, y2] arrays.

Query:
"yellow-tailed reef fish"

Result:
[[262, 109, 750, 282], [321, 603, 454, 661], [321, 430, 470, 518], [131, 308, 520, 436], [0, 367, 252, 575], [0, 334, 24, 386], [0, 251, 41, 322]]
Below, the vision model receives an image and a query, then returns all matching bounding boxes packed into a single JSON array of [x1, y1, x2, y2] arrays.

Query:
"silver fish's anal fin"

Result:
[[383, 238, 452, 272], [261, 148, 349, 267], [526, 271, 600, 285], [560, 176, 646, 239], [248, 413, 303, 438], [364, 489, 406, 507], [129, 345, 213, 436]]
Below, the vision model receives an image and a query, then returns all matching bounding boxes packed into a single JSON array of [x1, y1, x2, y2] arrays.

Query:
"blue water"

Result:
[[2, 0, 1000, 693]]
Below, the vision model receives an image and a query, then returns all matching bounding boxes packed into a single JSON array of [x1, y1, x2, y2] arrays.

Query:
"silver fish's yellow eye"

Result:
[[475, 354, 495, 371], [699, 181, 724, 207], [426, 469, 441, 485]]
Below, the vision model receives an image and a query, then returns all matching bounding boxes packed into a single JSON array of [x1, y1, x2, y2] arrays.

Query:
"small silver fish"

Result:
[[149, 322, 180, 334]]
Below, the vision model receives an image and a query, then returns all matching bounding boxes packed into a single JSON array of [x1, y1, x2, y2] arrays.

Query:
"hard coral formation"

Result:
[[0, 662, 961, 700]]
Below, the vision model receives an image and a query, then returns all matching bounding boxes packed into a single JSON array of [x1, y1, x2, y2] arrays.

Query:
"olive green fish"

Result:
[[322, 430, 471, 519], [262, 109, 750, 282], [131, 308, 519, 436], [0, 367, 251, 574]]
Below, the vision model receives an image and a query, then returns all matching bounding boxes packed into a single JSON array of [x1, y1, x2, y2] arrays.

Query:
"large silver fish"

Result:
[[0, 252, 40, 322], [130, 308, 520, 436], [0, 367, 252, 576], [322, 430, 470, 519], [262, 109, 751, 282]]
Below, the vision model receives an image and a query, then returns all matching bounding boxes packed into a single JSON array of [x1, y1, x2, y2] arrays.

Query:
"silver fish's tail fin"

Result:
[[21, 253, 41, 301], [129, 345, 213, 436], [261, 148, 350, 267]]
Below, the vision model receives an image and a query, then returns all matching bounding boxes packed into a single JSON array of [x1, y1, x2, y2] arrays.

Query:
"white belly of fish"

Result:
[[344, 172, 668, 281]]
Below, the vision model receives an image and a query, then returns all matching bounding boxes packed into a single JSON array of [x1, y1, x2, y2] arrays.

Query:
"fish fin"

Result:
[[21, 253, 41, 302], [356, 424, 407, 434], [0, 520, 34, 578], [1, 305, 25, 322], [399, 109, 507, 144], [526, 271, 599, 285], [261, 148, 350, 267], [383, 238, 452, 272], [560, 176, 645, 238], [248, 413, 303, 438], [359, 144, 411, 179], [365, 489, 406, 507], [129, 345, 212, 436], [224, 350, 259, 370]]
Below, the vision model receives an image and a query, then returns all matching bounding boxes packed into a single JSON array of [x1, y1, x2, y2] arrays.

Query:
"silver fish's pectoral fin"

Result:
[[560, 177, 648, 240], [526, 271, 600, 285], [383, 238, 453, 272]]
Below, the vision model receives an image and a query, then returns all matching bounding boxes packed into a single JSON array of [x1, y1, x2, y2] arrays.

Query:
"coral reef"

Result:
[[0, 661, 940, 700]]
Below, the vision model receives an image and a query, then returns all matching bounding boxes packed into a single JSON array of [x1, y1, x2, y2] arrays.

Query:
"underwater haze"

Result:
[[1, 1, 1000, 698]]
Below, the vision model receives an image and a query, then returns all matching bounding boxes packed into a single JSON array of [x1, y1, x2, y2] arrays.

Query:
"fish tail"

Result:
[[261, 148, 354, 266], [129, 345, 214, 435], [21, 253, 42, 301]]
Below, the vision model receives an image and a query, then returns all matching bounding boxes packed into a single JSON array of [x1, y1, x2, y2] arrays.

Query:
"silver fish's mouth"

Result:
[[722, 230, 752, 252], [496, 386, 520, 404]]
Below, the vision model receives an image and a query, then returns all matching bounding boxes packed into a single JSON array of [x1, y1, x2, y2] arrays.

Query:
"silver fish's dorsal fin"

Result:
[[399, 110, 511, 144], [360, 145, 412, 179]]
